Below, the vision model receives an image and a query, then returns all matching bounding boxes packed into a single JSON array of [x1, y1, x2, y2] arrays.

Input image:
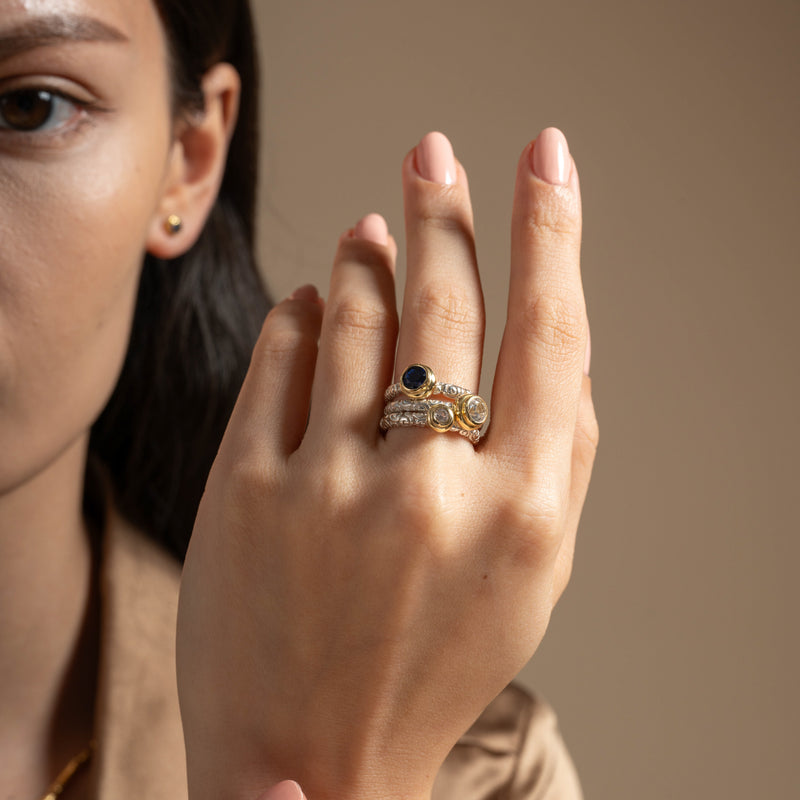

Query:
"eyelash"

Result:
[[0, 86, 104, 143]]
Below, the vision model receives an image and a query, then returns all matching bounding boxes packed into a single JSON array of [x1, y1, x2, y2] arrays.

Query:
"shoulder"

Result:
[[433, 682, 583, 800]]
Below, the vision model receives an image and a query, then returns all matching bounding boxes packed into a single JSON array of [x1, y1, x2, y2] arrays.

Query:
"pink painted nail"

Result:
[[415, 131, 456, 185], [532, 127, 571, 185], [353, 212, 389, 245], [255, 780, 306, 800]]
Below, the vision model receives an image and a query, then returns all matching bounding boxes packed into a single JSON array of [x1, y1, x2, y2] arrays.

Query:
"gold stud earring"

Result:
[[164, 214, 183, 235]]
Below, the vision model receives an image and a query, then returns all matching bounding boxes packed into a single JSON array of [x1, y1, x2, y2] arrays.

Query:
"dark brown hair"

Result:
[[89, 0, 271, 560]]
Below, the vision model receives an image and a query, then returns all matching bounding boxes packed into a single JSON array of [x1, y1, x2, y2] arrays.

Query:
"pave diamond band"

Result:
[[381, 365, 489, 444]]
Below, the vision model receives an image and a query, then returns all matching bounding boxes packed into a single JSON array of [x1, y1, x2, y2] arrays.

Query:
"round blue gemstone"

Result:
[[402, 365, 427, 391]]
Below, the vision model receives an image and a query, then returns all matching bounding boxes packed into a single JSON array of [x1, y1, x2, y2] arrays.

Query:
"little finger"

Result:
[[305, 215, 398, 445], [218, 289, 323, 469]]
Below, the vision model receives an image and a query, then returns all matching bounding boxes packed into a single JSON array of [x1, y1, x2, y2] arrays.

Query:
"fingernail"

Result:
[[532, 127, 570, 185], [584, 321, 592, 376], [289, 284, 319, 302], [256, 780, 306, 800], [415, 131, 456, 185], [353, 212, 389, 246]]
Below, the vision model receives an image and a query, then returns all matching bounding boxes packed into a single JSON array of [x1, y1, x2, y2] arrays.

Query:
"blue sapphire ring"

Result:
[[384, 364, 472, 404], [399, 364, 437, 399]]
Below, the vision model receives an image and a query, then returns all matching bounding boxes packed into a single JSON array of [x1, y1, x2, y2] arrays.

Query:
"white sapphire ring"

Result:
[[381, 365, 490, 442]]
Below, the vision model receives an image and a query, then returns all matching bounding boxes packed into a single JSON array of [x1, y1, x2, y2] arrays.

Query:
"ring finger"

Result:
[[393, 132, 485, 418]]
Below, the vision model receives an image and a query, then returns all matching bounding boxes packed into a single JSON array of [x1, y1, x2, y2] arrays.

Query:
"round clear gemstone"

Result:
[[432, 405, 451, 426], [466, 396, 488, 425]]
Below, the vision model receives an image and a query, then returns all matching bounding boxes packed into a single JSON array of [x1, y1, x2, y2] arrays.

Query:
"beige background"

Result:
[[251, 1, 799, 797]]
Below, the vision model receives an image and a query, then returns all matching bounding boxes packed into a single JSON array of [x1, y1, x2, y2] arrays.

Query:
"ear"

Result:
[[146, 62, 241, 259]]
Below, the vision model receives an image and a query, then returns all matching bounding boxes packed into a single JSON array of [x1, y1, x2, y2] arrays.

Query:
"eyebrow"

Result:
[[0, 14, 129, 61]]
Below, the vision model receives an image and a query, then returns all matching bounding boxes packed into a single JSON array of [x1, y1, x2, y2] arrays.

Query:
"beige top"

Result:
[[84, 501, 583, 799]]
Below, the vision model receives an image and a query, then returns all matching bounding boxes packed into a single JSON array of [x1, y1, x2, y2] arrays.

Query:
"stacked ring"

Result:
[[380, 407, 481, 444], [380, 365, 489, 443], [384, 363, 472, 403]]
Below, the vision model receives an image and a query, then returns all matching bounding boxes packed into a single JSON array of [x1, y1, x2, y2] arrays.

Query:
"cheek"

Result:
[[0, 119, 170, 489]]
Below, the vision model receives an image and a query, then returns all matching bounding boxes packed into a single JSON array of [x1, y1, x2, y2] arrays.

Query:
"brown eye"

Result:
[[0, 89, 73, 132]]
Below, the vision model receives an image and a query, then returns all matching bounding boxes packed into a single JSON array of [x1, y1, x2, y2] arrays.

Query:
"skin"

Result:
[[179, 138, 597, 800], [0, 0, 238, 796], [0, 1, 598, 799]]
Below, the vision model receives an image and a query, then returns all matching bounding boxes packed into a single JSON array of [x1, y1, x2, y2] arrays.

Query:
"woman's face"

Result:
[[0, 0, 175, 492]]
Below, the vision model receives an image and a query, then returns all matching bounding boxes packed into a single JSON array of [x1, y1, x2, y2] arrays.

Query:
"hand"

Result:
[[176, 128, 598, 800]]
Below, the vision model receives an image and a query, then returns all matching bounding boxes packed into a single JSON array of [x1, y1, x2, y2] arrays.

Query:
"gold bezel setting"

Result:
[[383, 366, 488, 444], [400, 364, 436, 399], [427, 403, 455, 432], [455, 394, 489, 430]]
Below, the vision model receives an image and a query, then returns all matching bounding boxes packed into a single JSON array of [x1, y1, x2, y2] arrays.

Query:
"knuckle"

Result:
[[498, 493, 564, 566], [257, 328, 317, 363], [413, 282, 484, 336], [573, 381, 600, 465], [387, 468, 455, 555], [338, 239, 395, 275], [505, 490, 563, 532], [395, 474, 441, 527], [414, 208, 469, 235], [294, 449, 358, 510], [259, 328, 314, 361], [517, 293, 584, 364], [523, 192, 582, 240], [328, 295, 392, 341], [258, 304, 319, 360], [306, 469, 344, 512], [576, 409, 600, 457], [218, 458, 273, 533], [553, 548, 575, 603], [408, 183, 473, 236]]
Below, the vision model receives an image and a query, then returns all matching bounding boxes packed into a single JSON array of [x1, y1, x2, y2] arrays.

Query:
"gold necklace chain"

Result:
[[39, 740, 96, 800]]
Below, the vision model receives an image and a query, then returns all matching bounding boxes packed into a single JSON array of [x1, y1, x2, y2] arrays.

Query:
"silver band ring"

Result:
[[380, 411, 482, 444], [384, 397, 489, 433]]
